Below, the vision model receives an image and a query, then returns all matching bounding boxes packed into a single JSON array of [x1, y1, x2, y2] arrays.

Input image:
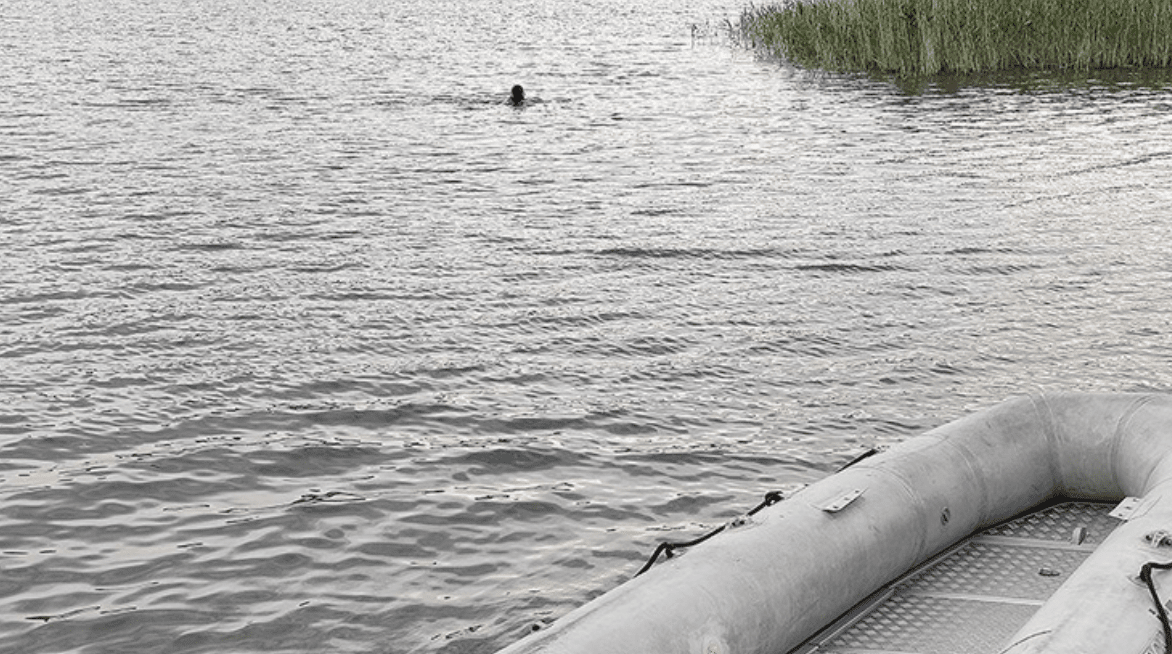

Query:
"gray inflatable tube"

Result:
[[493, 392, 1172, 654]]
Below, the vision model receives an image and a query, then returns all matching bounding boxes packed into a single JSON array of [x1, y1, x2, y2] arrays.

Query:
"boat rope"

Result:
[[837, 445, 883, 470], [634, 447, 883, 577], [634, 490, 784, 577], [1140, 560, 1172, 654]]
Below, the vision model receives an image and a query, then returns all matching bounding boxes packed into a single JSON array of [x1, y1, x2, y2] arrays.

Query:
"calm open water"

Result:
[[4, 0, 1172, 652]]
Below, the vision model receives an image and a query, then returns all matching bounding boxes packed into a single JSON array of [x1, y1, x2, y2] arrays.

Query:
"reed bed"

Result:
[[740, 0, 1172, 75]]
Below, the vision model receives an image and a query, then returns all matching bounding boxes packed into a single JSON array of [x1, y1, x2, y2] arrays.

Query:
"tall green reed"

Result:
[[739, 0, 1172, 75]]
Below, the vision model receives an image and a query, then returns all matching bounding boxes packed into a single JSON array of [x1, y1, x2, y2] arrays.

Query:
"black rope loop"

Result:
[[632, 447, 877, 578], [634, 490, 784, 577], [747, 490, 785, 516], [1140, 560, 1172, 654]]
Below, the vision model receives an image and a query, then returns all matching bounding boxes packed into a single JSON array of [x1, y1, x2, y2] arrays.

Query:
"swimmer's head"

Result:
[[510, 85, 525, 105]]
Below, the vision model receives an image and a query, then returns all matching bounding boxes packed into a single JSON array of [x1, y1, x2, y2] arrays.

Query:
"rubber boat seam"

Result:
[[1118, 394, 1162, 498], [998, 628, 1056, 653], [905, 591, 1046, 607], [1028, 393, 1063, 501], [938, 431, 993, 531], [797, 587, 901, 651], [973, 535, 1097, 553], [857, 434, 993, 557], [1106, 394, 1150, 498], [850, 463, 931, 563]]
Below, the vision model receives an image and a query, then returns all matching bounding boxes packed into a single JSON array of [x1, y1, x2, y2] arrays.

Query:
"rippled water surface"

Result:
[[4, 0, 1172, 652]]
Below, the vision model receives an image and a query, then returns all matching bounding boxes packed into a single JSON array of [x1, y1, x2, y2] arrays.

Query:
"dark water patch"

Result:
[[357, 540, 434, 559], [29, 184, 94, 196], [104, 260, 162, 272], [24, 604, 104, 623], [1, 433, 108, 462], [2, 287, 100, 305], [559, 501, 656, 525], [423, 364, 487, 380], [92, 552, 205, 587], [476, 416, 590, 433], [14, 608, 212, 654], [942, 245, 1019, 256], [171, 239, 251, 252], [301, 289, 404, 302], [648, 492, 737, 515], [631, 179, 713, 189], [119, 210, 202, 225], [3, 476, 251, 517], [245, 445, 383, 478], [466, 500, 562, 523], [597, 246, 782, 261], [929, 361, 966, 375], [594, 420, 660, 436], [630, 207, 685, 217], [794, 261, 906, 274], [123, 278, 209, 293], [444, 448, 586, 475], [290, 490, 365, 506], [898, 65, 1172, 95], [1054, 150, 1172, 177], [288, 261, 364, 274], [300, 403, 469, 429], [744, 330, 849, 357], [578, 333, 694, 359], [955, 262, 1045, 276]]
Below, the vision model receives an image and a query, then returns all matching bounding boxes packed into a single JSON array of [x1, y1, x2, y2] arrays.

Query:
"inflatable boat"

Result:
[[494, 392, 1172, 654]]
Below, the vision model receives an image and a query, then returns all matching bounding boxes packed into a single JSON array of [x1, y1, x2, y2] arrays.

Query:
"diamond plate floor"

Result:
[[794, 502, 1119, 654]]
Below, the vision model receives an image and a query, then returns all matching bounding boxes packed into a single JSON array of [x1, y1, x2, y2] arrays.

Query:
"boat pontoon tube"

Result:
[[493, 392, 1172, 654]]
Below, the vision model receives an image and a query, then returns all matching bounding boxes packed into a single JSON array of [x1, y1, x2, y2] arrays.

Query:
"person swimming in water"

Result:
[[508, 84, 525, 107]]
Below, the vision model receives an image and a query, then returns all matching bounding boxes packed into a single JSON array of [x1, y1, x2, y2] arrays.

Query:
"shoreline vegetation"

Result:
[[738, 0, 1172, 76]]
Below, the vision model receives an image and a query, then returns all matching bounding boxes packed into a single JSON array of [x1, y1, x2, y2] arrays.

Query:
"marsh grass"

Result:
[[740, 0, 1172, 75]]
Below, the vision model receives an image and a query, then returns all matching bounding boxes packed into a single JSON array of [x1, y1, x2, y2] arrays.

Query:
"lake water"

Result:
[[4, 0, 1172, 652]]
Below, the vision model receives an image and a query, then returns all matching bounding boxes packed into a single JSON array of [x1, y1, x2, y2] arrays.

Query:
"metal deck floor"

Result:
[[792, 502, 1121, 654]]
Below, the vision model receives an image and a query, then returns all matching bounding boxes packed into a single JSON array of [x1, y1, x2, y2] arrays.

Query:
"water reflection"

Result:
[[881, 65, 1172, 95]]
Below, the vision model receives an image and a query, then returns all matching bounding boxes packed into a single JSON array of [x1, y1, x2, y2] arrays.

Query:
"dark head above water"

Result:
[[509, 84, 525, 106]]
